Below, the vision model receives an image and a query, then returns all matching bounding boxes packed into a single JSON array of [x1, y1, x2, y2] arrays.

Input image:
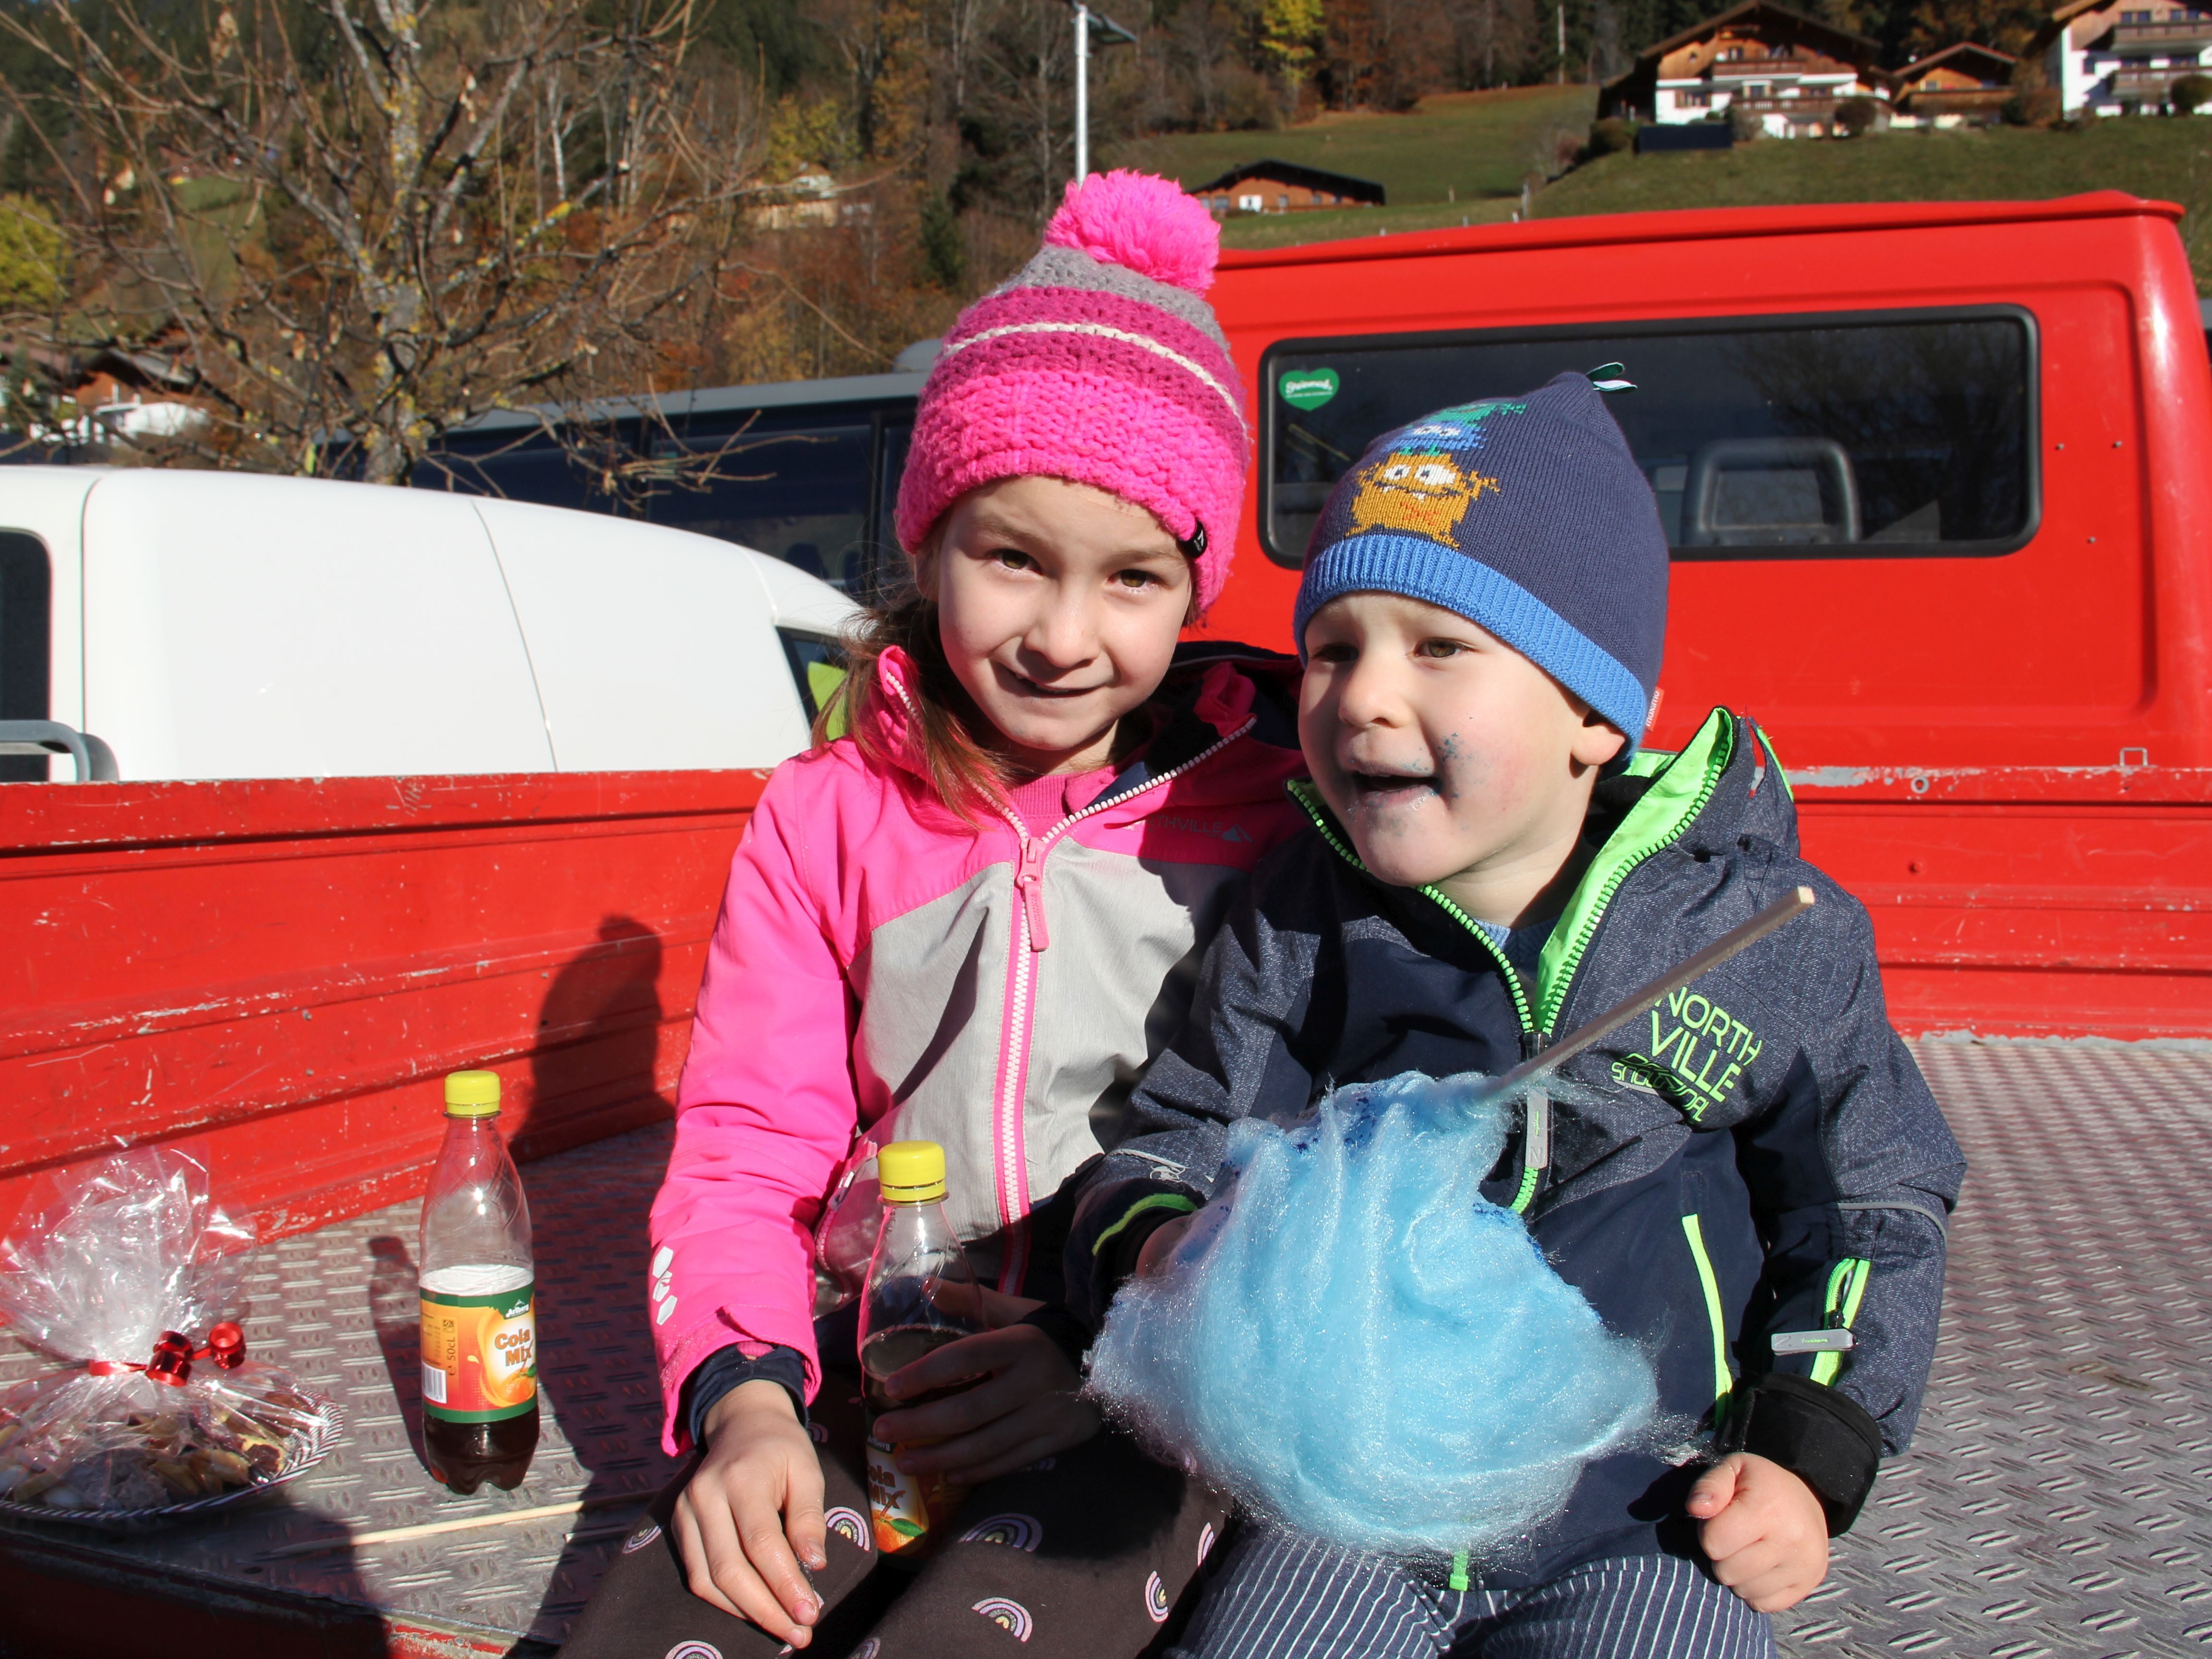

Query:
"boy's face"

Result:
[[1299, 592, 1627, 899]]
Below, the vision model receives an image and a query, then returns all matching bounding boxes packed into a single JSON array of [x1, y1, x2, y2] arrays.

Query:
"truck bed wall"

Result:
[[1, 761, 2201, 1251], [0, 771, 761, 1246]]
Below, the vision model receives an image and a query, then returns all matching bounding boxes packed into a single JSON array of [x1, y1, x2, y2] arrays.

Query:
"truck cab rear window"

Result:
[[1263, 308, 2036, 566]]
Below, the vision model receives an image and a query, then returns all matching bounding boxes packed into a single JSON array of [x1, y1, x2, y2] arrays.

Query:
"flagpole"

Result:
[[1075, 1, 1091, 182]]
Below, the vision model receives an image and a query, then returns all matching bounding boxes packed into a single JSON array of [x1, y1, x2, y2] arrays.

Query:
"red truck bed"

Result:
[[4, 1040, 2206, 1658]]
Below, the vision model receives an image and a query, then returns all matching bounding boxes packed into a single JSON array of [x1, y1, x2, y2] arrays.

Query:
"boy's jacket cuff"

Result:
[[1715, 1371, 1884, 1535]]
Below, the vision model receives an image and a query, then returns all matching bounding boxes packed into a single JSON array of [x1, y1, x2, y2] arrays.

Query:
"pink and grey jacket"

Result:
[[646, 643, 1307, 1450]]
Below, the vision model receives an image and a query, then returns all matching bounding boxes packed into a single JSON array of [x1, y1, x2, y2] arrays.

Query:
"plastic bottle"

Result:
[[418, 1070, 540, 1493], [858, 1140, 985, 1558]]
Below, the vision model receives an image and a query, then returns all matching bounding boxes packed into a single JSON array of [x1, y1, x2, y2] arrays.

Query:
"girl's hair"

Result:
[[810, 546, 1013, 826]]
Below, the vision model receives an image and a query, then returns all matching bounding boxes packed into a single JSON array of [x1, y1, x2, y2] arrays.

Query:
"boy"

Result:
[[1063, 373, 1965, 1657]]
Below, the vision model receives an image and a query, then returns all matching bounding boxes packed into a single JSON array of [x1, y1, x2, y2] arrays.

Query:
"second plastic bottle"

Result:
[[858, 1140, 985, 1558]]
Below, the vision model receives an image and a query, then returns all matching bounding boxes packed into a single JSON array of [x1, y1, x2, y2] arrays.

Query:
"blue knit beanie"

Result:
[[1293, 372, 1669, 749]]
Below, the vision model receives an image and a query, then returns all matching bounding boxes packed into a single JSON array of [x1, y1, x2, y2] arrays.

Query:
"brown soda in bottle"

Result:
[[418, 1070, 540, 1493], [858, 1140, 985, 1559]]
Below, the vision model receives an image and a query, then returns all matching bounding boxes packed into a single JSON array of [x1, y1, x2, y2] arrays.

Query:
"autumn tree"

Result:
[[1, 0, 776, 480]]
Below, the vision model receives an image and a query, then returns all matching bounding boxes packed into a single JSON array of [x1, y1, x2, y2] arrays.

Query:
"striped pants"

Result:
[[1170, 1527, 1776, 1659]]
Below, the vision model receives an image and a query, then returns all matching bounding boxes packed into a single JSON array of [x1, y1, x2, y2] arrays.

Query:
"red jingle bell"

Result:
[[204, 1321, 246, 1370], [145, 1330, 195, 1387]]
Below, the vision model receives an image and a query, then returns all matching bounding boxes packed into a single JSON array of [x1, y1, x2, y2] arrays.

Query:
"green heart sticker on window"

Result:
[[1278, 368, 1339, 410]]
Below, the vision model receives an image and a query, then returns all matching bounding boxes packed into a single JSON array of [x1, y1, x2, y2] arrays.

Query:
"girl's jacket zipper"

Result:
[[988, 715, 1257, 1290]]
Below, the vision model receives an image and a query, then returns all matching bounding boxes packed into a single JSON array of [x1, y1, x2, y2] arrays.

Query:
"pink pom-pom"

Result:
[[1043, 170, 1221, 295]]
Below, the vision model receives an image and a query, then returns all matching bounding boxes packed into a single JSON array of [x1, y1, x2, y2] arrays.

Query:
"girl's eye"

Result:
[[992, 549, 1038, 572], [1114, 568, 1163, 590]]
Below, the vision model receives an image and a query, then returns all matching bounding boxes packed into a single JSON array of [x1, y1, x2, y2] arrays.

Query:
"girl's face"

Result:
[[931, 476, 1193, 777]]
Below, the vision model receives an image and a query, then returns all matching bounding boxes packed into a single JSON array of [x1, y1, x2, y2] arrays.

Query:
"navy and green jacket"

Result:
[[1064, 709, 1965, 1585]]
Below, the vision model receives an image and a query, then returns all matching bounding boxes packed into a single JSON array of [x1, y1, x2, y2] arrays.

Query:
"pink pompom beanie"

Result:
[[893, 170, 1248, 614]]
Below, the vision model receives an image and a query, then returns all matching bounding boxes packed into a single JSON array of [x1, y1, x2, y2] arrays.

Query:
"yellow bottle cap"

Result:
[[877, 1140, 947, 1204], [444, 1070, 502, 1117]]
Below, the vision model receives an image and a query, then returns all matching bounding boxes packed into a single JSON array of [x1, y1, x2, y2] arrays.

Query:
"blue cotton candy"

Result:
[[1086, 1071, 1657, 1561]]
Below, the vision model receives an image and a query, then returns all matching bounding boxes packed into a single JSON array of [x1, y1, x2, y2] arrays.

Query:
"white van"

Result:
[[0, 468, 854, 781]]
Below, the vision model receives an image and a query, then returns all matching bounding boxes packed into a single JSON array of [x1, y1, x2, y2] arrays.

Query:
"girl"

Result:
[[561, 171, 1307, 1659]]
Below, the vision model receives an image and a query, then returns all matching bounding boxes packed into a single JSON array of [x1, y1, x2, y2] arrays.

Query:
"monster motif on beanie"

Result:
[[893, 171, 1248, 614], [1295, 373, 1669, 750]]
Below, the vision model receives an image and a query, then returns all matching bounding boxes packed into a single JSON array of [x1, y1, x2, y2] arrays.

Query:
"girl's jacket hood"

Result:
[[646, 643, 1308, 1450]]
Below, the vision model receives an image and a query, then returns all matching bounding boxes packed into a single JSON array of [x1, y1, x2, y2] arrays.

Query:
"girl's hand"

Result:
[[674, 1378, 828, 1646], [871, 1285, 1101, 1484], [1686, 1451, 1830, 1611]]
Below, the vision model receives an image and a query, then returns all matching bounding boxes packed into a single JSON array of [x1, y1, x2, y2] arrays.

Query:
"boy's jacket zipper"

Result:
[[1288, 710, 1739, 1214]]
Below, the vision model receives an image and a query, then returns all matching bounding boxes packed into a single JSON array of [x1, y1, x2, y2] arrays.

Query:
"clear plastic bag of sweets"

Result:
[[0, 1146, 341, 1522]]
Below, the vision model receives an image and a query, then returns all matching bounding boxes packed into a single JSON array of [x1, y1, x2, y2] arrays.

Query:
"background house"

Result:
[[1887, 43, 2019, 124], [1189, 159, 1387, 216], [2030, 0, 2212, 114], [1599, 0, 1890, 138]]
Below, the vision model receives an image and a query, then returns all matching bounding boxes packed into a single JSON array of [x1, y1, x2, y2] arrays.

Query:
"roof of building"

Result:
[[2028, 0, 2121, 56], [1623, 0, 1882, 73], [1187, 158, 1388, 204], [1893, 40, 2019, 84]]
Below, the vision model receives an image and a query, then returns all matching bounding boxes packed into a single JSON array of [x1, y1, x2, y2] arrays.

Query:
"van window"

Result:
[[648, 424, 875, 592], [1263, 308, 2036, 567], [778, 628, 846, 733], [0, 531, 52, 781]]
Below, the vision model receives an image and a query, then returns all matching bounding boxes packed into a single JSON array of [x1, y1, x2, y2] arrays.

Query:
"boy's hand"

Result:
[[1686, 1451, 1829, 1611], [872, 1285, 1101, 1484], [1133, 1211, 1196, 1279], [674, 1378, 827, 1646]]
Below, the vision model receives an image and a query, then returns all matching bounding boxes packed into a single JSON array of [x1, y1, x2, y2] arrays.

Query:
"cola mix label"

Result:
[[419, 1267, 537, 1421]]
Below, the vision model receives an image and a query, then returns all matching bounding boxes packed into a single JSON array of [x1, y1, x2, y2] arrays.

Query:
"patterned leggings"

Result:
[[1171, 1526, 1776, 1659], [560, 1360, 1227, 1659]]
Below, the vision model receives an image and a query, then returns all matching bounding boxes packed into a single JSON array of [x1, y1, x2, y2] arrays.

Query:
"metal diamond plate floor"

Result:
[[1772, 1039, 2212, 1659], [0, 1118, 685, 1653], [2, 1038, 2208, 1657]]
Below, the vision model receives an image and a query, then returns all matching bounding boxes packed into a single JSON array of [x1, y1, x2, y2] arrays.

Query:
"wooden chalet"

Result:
[[1599, 0, 1888, 137], [1888, 42, 2018, 120], [1189, 159, 1387, 216]]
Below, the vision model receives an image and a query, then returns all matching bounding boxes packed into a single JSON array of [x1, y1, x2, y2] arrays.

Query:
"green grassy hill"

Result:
[[1539, 120, 2212, 288], [1136, 98, 2212, 282], [1116, 85, 1596, 250], [1539, 118, 2211, 217]]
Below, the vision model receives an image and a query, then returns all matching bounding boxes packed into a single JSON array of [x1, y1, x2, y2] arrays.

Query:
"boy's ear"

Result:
[[1573, 709, 1628, 770]]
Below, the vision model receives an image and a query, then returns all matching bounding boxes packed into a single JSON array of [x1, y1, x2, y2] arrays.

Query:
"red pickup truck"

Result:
[[2, 192, 2206, 1657]]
